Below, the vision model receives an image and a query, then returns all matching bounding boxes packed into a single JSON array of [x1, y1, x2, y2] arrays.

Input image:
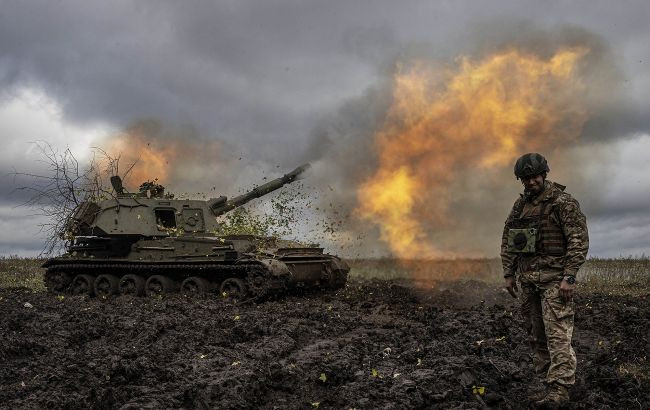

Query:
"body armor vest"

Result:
[[508, 190, 567, 256]]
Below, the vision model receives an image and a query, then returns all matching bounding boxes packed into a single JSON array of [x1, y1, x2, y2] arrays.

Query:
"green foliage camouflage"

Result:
[[216, 191, 297, 238]]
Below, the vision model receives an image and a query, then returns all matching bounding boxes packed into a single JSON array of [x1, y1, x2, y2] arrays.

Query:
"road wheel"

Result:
[[70, 274, 96, 296], [181, 276, 210, 297], [94, 274, 120, 297], [45, 270, 72, 293], [219, 278, 248, 301], [145, 275, 178, 296], [119, 274, 145, 296]]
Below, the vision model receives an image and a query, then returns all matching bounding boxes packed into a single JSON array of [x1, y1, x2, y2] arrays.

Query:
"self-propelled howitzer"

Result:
[[42, 164, 349, 299]]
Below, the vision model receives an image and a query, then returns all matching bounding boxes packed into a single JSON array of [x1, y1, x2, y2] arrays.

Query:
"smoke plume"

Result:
[[307, 24, 626, 259]]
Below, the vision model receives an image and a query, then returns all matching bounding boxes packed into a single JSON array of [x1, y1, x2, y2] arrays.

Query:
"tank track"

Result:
[[44, 261, 286, 300]]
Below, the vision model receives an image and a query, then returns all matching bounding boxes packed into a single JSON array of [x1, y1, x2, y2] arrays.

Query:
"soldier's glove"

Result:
[[504, 276, 518, 299]]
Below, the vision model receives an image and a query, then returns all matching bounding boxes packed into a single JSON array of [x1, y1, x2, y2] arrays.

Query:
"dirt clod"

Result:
[[0, 280, 648, 409]]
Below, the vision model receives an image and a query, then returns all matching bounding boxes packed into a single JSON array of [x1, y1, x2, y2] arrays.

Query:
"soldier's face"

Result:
[[521, 174, 545, 195]]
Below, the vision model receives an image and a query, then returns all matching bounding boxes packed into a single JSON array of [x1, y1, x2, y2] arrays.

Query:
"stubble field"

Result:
[[0, 257, 648, 409]]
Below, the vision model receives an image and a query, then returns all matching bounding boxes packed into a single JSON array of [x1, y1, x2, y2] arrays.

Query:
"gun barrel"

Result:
[[210, 163, 310, 216]]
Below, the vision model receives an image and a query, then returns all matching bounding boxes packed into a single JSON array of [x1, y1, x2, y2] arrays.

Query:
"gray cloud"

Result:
[[2, 1, 647, 151], [0, 0, 649, 256]]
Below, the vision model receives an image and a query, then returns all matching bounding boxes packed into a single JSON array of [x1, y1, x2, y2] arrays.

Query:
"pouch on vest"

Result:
[[507, 228, 537, 253]]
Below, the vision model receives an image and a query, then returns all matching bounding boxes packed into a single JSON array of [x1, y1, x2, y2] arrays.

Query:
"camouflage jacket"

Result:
[[501, 180, 589, 279]]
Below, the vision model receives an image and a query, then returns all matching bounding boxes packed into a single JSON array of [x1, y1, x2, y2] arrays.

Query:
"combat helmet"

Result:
[[514, 153, 550, 179]]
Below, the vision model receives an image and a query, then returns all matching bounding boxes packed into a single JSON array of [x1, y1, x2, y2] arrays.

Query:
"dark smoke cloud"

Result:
[[305, 23, 637, 257], [2, 1, 647, 160]]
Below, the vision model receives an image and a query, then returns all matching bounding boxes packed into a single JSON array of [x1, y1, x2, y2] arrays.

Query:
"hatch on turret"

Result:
[[180, 208, 205, 232]]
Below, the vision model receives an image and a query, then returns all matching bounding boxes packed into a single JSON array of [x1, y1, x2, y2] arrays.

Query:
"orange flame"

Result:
[[108, 134, 180, 186], [104, 123, 221, 190], [357, 47, 589, 260]]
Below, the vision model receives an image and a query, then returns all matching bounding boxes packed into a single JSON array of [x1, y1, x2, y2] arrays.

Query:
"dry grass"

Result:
[[0, 256, 46, 291], [349, 257, 650, 295], [579, 257, 650, 296], [0, 256, 648, 296]]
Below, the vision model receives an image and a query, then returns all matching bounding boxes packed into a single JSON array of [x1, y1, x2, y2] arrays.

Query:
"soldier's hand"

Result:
[[559, 280, 575, 301], [504, 276, 518, 299]]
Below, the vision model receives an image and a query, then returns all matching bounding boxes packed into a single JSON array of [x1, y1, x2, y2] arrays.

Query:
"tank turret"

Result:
[[67, 164, 310, 239], [43, 163, 348, 300]]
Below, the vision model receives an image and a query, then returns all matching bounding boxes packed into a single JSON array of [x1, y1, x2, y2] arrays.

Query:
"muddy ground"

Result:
[[0, 280, 648, 409]]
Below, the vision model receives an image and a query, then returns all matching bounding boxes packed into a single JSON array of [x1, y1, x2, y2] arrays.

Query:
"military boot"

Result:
[[535, 383, 569, 405]]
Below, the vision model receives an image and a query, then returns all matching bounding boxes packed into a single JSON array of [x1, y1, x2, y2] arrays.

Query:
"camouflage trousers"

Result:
[[519, 272, 576, 386]]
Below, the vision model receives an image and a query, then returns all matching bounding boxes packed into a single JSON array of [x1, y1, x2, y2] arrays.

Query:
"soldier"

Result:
[[501, 153, 589, 405]]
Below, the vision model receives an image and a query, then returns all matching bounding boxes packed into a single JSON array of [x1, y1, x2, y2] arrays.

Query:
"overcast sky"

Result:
[[0, 0, 648, 258]]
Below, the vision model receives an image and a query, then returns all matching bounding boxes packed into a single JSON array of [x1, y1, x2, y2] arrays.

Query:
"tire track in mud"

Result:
[[0, 281, 648, 409]]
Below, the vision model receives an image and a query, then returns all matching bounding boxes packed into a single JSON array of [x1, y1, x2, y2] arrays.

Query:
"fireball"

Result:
[[357, 48, 589, 260]]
